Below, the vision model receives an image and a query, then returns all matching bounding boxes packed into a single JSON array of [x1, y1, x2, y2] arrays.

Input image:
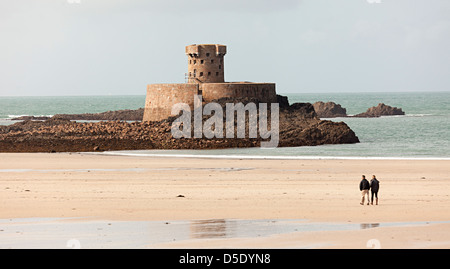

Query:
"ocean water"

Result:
[[0, 92, 449, 158], [0, 95, 145, 120]]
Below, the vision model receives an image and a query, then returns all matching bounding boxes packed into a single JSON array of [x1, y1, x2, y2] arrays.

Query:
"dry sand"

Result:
[[1, 152, 450, 248]]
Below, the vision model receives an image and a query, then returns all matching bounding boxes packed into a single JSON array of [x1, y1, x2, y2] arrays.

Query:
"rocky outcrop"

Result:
[[278, 102, 358, 147], [53, 108, 145, 121], [0, 96, 359, 152], [311, 102, 405, 118], [312, 101, 347, 118], [11, 108, 145, 121], [353, 103, 405, 117], [277, 94, 290, 110]]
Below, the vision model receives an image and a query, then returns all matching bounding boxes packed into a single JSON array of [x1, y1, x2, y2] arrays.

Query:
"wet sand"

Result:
[[1, 153, 450, 248]]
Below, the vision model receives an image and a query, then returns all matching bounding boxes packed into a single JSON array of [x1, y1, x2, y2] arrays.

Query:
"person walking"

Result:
[[359, 175, 370, 205], [370, 175, 380, 205]]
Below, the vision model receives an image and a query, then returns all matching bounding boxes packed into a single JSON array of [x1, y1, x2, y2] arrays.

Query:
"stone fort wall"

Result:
[[143, 82, 277, 122], [143, 44, 277, 122]]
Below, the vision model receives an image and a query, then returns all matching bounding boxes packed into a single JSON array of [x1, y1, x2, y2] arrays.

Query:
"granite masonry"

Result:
[[143, 44, 277, 122]]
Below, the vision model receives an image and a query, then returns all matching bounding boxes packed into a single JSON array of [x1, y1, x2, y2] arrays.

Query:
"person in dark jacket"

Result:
[[370, 175, 380, 205], [359, 175, 370, 205]]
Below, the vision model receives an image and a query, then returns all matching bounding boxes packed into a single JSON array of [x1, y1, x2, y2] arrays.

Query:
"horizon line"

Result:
[[1, 90, 449, 98]]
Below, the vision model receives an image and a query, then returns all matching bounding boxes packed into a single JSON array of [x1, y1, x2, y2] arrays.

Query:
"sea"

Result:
[[0, 92, 449, 159]]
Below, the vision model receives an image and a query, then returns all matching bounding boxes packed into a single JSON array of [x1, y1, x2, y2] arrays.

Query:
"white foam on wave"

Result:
[[326, 114, 434, 119], [96, 151, 450, 161], [7, 114, 54, 118], [403, 114, 433, 117]]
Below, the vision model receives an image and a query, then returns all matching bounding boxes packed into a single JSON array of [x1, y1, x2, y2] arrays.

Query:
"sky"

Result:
[[0, 0, 449, 96]]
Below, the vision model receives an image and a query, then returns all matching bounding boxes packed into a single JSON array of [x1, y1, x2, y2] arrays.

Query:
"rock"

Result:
[[11, 116, 50, 121], [52, 108, 144, 121], [277, 94, 290, 110], [0, 98, 360, 152], [287, 103, 318, 119], [312, 101, 347, 118], [353, 103, 405, 117]]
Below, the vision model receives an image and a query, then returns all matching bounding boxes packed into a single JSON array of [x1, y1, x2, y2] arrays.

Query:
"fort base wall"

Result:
[[143, 82, 277, 122], [143, 83, 199, 122], [201, 83, 276, 103]]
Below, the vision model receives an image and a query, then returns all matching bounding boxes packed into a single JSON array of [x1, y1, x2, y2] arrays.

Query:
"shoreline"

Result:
[[2, 216, 450, 249], [94, 150, 450, 160], [1, 152, 450, 248]]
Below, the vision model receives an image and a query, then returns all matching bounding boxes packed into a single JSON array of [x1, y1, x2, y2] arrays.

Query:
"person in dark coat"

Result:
[[359, 175, 370, 205], [370, 175, 380, 205]]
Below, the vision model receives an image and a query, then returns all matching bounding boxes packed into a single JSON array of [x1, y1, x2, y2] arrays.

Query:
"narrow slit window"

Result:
[[208, 72, 211, 76], [219, 65, 221, 69], [216, 72, 219, 76], [211, 59, 214, 63]]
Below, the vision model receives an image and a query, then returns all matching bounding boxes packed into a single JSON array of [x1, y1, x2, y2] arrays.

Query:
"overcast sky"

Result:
[[1, 0, 449, 96]]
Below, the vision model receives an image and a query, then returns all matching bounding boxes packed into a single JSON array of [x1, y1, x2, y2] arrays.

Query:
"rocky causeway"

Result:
[[0, 95, 360, 153]]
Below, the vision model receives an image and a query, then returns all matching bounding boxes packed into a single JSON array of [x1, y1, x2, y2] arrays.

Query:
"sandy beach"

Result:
[[1, 152, 450, 248]]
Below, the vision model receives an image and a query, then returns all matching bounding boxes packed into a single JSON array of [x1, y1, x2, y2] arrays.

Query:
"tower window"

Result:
[[200, 72, 204, 77], [194, 60, 197, 64], [211, 59, 214, 63], [206, 53, 210, 57], [219, 65, 222, 69], [201, 60, 204, 64], [216, 72, 219, 76], [208, 72, 211, 76]]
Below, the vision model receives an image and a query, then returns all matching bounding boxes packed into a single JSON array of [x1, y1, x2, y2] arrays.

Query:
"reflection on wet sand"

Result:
[[190, 219, 236, 239], [1, 218, 446, 248], [188, 220, 386, 240], [360, 223, 380, 229]]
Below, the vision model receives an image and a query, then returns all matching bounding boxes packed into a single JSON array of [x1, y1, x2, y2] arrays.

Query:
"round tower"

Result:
[[185, 44, 226, 83]]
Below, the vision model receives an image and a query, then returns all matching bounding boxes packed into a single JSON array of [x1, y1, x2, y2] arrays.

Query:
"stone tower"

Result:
[[143, 44, 277, 122], [186, 44, 226, 83]]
